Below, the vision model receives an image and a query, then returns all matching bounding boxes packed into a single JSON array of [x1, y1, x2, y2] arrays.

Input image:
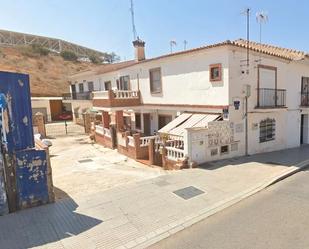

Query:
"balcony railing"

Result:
[[63, 91, 92, 100], [257, 88, 286, 108], [301, 92, 309, 107], [93, 90, 141, 108]]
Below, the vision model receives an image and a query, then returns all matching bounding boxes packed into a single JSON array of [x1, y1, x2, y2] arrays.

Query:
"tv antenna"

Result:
[[170, 40, 177, 53], [241, 8, 250, 68], [256, 11, 268, 60], [130, 0, 137, 40], [183, 40, 188, 50]]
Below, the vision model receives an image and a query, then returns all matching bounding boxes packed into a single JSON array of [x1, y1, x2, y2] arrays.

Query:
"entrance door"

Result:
[[143, 113, 151, 136], [71, 84, 76, 99], [301, 114, 309, 145]]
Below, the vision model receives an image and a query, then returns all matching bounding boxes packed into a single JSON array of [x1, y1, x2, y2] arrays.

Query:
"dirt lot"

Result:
[[49, 133, 167, 200]]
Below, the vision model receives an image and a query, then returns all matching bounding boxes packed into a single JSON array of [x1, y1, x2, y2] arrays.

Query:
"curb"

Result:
[[131, 160, 309, 249]]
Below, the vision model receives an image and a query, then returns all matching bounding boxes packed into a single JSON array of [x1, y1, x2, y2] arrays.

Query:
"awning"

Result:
[[158, 113, 192, 134], [159, 113, 220, 136]]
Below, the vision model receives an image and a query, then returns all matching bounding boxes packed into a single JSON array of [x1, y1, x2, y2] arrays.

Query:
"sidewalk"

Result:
[[1, 145, 309, 249]]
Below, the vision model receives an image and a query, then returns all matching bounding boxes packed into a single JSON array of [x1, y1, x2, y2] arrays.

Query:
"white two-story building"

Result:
[[66, 38, 309, 167]]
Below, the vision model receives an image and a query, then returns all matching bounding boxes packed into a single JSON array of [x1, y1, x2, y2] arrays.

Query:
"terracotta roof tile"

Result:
[[82, 39, 308, 77], [232, 39, 306, 60], [95, 60, 137, 74]]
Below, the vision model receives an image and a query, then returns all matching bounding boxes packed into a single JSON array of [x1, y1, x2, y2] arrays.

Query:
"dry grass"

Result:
[[0, 46, 96, 97]]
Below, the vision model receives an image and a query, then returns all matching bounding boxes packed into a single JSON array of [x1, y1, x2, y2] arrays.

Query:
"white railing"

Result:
[[166, 139, 184, 149], [128, 136, 135, 147], [95, 125, 104, 135], [140, 135, 158, 147], [93, 91, 109, 99], [166, 147, 185, 161], [114, 90, 139, 99], [95, 125, 111, 138]]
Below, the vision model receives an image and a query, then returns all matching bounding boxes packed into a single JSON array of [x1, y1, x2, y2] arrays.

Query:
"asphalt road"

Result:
[[150, 169, 309, 249]]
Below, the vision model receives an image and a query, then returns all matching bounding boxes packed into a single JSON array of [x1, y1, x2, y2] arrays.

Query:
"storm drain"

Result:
[[78, 159, 93, 163], [173, 186, 205, 200]]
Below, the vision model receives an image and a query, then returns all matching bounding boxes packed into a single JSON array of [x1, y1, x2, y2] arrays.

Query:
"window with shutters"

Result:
[[149, 68, 162, 94]]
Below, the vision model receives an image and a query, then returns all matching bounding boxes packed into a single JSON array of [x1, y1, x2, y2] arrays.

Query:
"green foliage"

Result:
[[60, 50, 78, 61], [103, 52, 120, 63], [89, 54, 103, 64], [18, 44, 50, 57], [30, 44, 50, 56]]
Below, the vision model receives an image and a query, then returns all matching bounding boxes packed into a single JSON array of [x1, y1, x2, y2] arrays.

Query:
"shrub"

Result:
[[60, 50, 78, 61], [31, 44, 50, 56], [89, 55, 103, 64]]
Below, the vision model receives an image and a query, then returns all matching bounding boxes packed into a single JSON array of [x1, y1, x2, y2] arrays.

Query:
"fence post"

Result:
[[64, 120, 68, 135], [133, 133, 141, 159], [149, 138, 155, 165], [33, 112, 46, 137]]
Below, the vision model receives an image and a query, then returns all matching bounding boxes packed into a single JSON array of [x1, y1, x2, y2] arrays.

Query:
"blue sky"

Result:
[[1, 0, 308, 60]]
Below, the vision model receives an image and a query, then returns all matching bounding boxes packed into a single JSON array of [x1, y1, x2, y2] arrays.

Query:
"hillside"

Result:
[[0, 46, 97, 97]]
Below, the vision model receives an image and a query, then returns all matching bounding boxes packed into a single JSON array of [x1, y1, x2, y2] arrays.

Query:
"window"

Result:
[[88, 81, 94, 92], [158, 115, 172, 129], [135, 113, 141, 130], [209, 64, 222, 81], [118, 76, 130, 90], [78, 83, 84, 92], [104, 81, 112, 90], [260, 118, 276, 143], [149, 68, 162, 94], [220, 145, 229, 154]]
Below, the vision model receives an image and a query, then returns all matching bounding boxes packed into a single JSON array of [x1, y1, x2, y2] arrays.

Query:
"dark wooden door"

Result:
[[143, 113, 151, 136]]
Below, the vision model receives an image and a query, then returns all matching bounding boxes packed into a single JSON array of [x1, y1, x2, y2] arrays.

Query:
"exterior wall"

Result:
[[95, 133, 113, 149], [31, 98, 52, 122], [70, 100, 93, 125], [228, 48, 309, 155], [185, 121, 240, 164], [71, 47, 230, 108]]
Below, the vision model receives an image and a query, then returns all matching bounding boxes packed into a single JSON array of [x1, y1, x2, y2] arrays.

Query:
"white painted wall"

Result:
[[70, 47, 230, 107], [228, 48, 309, 155], [31, 98, 52, 122]]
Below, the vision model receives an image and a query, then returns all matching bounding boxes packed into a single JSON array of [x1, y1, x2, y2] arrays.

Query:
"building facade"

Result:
[[65, 39, 309, 168]]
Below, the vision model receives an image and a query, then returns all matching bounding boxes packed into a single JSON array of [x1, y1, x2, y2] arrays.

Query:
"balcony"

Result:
[[301, 92, 309, 107], [257, 88, 286, 108], [93, 90, 141, 108], [63, 91, 92, 100]]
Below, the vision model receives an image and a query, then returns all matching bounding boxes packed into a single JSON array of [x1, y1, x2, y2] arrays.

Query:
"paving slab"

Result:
[[1, 141, 309, 249]]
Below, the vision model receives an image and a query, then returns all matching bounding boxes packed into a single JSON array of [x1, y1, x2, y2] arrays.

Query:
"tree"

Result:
[[89, 54, 103, 64], [104, 52, 120, 63], [60, 50, 78, 61]]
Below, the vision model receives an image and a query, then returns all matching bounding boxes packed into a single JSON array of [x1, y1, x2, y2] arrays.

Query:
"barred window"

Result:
[[260, 118, 275, 143]]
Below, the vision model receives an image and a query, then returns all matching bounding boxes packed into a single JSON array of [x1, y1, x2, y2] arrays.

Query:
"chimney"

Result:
[[133, 37, 145, 61]]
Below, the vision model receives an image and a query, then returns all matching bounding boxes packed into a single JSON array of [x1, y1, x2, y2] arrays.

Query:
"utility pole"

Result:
[[243, 8, 250, 156]]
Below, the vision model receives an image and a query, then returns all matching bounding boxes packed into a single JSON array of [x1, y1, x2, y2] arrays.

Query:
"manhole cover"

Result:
[[78, 159, 93, 163], [173, 186, 205, 200]]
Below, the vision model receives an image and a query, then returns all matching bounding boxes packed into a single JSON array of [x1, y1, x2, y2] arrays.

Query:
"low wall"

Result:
[[95, 133, 113, 149]]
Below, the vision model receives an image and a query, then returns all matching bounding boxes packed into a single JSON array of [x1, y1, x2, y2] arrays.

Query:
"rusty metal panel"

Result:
[[0, 71, 34, 153], [15, 149, 49, 209]]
